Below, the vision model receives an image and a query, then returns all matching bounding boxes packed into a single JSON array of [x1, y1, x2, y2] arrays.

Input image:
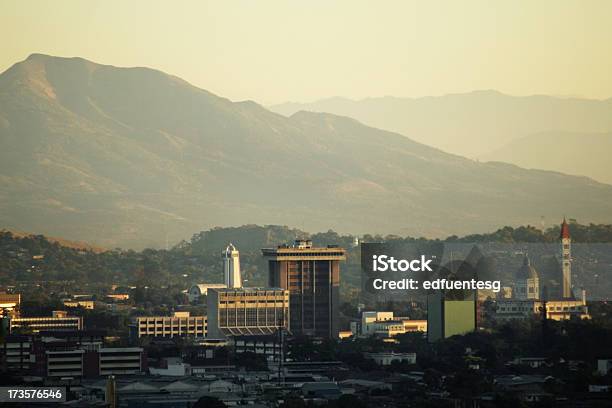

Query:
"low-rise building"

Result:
[[597, 359, 612, 376], [206, 287, 289, 338], [9, 311, 83, 333], [1, 335, 34, 372], [338, 330, 353, 339], [365, 352, 417, 366], [98, 347, 144, 376], [188, 283, 228, 302], [131, 312, 207, 339], [359, 311, 427, 338], [0, 293, 21, 318], [105, 293, 130, 302], [234, 335, 282, 360], [63, 299, 95, 310], [47, 349, 84, 377], [2, 332, 144, 378], [495, 298, 590, 321]]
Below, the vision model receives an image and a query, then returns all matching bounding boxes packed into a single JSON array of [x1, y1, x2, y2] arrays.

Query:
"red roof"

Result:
[[560, 218, 571, 239]]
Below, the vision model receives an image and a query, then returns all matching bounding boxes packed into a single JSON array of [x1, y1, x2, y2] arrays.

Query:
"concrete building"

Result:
[[496, 297, 589, 321], [1, 335, 34, 372], [365, 352, 417, 366], [233, 335, 283, 360], [9, 310, 83, 333], [1, 332, 145, 378], [0, 293, 21, 318], [187, 283, 227, 303], [494, 220, 589, 321], [361, 311, 394, 336], [359, 311, 427, 338], [495, 299, 541, 320], [263, 239, 346, 338], [98, 347, 144, 376], [206, 287, 289, 338], [63, 299, 95, 309], [47, 349, 84, 377], [338, 330, 353, 339], [48, 348, 144, 378], [223, 243, 242, 289], [132, 312, 206, 339], [105, 293, 130, 301]]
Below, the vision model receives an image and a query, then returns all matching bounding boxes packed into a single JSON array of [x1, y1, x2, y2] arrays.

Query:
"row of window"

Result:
[[499, 306, 584, 312]]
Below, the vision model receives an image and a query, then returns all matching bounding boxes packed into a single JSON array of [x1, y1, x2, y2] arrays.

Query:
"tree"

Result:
[[279, 395, 306, 408], [192, 396, 226, 408]]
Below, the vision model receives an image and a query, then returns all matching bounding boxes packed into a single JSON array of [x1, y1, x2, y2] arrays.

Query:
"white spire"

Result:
[[223, 243, 241, 288]]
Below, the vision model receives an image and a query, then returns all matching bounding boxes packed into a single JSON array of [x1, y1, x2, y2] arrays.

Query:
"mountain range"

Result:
[[1, 54, 612, 248], [481, 131, 612, 184], [270, 93, 612, 183]]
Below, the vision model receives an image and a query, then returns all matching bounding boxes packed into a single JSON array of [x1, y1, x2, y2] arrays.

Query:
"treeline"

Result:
[[1, 222, 612, 287]]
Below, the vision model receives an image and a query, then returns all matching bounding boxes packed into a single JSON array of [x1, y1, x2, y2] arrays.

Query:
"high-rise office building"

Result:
[[223, 243, 242, 289], [262, 239, 346, 338]]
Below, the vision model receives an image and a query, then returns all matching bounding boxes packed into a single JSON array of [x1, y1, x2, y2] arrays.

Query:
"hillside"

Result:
[[2, 54, 612, 248], [0, 228, 107, 253], [3, 224, 612, 299], [480, 131, 612, 184], [270, 92, 612, 159]]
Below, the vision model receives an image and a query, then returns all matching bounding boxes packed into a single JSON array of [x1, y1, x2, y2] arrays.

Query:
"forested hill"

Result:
[[1, 223, 612, 287], [3, 54, 612, 248]]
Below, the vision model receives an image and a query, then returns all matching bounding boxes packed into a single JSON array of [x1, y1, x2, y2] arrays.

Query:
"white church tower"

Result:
[[560, 218, 572, 299], [223, 243, 242, 288]]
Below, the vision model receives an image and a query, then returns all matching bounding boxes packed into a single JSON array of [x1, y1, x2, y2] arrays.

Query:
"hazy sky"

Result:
[[2, 0, 612, 104]]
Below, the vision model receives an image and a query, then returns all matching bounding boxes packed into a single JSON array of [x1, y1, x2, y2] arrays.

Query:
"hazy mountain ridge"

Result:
[[2, 54, 612, 248], [481, 131, 612, 184], [270, 92, 612, 162]]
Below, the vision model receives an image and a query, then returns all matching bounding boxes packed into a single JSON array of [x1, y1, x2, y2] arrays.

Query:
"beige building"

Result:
[[495, 220, 589, 321], [0, 293, 21, 318], [495, 297, 589, 321], [358, 311, 427, 338], [206, 288, 289, 338], [9, 311, 83, 333], [106, 293, 130, 301], [132, 312, 207, 338], [63, 299, 95, 310]]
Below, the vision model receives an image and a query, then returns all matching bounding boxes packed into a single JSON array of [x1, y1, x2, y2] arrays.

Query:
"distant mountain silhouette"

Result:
[[480, 131, 612, 184], [2, 54, 612, 248], [270, 92, 612, 159]]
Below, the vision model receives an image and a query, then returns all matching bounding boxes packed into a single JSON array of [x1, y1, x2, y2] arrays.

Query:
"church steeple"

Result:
[[560, 218, 572, 299], [560, 217, 571, 239]]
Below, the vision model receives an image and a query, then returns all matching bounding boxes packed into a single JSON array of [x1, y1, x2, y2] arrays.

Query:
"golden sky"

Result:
[[2, 0, 611, 104]]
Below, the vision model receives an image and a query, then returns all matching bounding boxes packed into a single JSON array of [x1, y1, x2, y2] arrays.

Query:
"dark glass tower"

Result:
[[262, 240, 346, 339]]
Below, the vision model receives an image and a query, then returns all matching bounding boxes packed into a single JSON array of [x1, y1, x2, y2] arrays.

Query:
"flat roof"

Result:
[[261, 246, 346, 260], [214, 287, 286, 292]]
